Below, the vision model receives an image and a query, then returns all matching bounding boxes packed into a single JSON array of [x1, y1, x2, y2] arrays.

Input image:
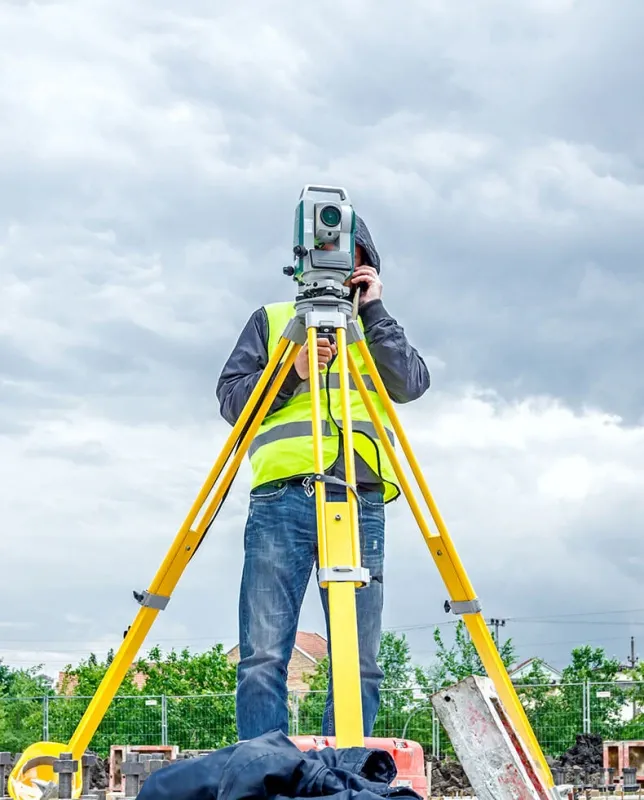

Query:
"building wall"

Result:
[[288, 649, 322, 694]]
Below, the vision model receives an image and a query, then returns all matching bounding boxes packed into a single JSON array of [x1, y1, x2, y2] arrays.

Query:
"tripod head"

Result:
[[284, 185, 356, 309]]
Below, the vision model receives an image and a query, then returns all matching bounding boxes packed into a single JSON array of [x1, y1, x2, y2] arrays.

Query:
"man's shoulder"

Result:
[[236, 301, 294, 352], [243, 302, 290, 327], [262, 301, 296, 327], [262, 300, 295, 313]]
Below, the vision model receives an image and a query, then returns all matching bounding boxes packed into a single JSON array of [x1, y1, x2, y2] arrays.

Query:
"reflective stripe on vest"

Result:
[[248, 419, 395, 457], [249, 301, 401, 503], [291, 373, 378, 397]]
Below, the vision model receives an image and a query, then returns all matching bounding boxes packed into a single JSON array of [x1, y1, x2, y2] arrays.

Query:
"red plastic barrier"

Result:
[[290, 736, 427, 797]]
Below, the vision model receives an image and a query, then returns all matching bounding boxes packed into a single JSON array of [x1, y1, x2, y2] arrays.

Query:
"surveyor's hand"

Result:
[[294, 338, 336, 379], [351, 265, 382, 305]]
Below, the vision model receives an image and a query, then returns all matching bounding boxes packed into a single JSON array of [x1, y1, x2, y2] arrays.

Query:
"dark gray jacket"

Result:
[[215, 216, 430, 490], [136, 728, 422, 800]]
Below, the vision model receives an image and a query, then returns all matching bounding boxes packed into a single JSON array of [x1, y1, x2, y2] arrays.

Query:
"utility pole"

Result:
[[627, 637, 638, 719], [628, 637, 637, 669], [488, 618, 506, 646]]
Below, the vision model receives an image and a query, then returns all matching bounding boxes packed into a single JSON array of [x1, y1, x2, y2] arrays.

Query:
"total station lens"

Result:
[[320, 205, 341, 227]]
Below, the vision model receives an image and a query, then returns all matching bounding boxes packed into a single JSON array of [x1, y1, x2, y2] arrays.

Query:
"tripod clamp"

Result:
[[302, 473, 359, 500], [444, 598, 482, 615], [318, 564, 371, 585]]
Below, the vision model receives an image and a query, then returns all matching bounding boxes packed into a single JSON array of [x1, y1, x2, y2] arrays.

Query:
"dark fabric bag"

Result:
[[136, 729, 422, 800]]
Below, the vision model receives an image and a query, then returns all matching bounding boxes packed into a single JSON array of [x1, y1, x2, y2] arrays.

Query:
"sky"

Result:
[[2, 0, 644, 690]]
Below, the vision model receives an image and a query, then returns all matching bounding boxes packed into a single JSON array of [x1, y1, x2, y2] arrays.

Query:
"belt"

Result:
[[282, 476, 384, 495]]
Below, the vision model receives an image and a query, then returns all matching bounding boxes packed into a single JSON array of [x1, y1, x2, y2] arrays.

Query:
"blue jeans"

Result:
[[235, 479, 386, 740]]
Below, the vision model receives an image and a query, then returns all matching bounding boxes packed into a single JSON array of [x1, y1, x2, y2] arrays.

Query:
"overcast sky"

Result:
[[2, 0, 644, 693]]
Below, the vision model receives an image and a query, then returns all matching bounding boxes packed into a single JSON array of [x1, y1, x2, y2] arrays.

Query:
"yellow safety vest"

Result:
[[248, 301, 401, 503]]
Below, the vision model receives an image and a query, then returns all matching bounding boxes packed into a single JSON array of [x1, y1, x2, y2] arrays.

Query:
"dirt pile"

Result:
[[549, 734, 604, 785], [428, 734, 605, 794], [428, 756, 473, 795], [88, 753, 109, 790], [558, 733, 603, 770]]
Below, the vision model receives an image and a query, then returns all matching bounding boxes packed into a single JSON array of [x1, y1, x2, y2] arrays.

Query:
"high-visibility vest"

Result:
[[248, 301, 401, 503]]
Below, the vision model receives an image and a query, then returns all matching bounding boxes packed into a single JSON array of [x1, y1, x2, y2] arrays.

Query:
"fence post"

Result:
[[161, 695, 168, 746], [293, 692, 300, 736], [43, 695, 49, 742], [432, 686, 440, 759], [583, 681, 591, 734]]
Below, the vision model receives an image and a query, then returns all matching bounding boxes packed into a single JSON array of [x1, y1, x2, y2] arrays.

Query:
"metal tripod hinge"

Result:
[[133, 589, 170, 610], [444, 598, 483, 615], [318, 565, 371, 586], [283, 308, 365, 345]]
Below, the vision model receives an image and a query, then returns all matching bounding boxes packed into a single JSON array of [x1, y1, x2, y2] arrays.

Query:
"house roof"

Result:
[[55, 632, 330, 694], [294, 632, 328, 662], [509, 657, 562, 677], [226, 631, 328, 663]]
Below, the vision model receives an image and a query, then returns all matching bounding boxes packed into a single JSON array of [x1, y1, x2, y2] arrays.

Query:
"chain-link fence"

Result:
[[3, 682, 644, 759]]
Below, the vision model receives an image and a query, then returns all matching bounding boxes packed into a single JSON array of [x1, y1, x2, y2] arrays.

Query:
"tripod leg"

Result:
[[347, 341, 553, 790], [66, 336, 300, 758], [306, 325, 364, 748]]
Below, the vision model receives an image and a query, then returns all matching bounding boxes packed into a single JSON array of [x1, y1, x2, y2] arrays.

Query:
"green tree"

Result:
[[562, 645, 621, 684], [514, 646, 629, 757], [372, 631, 416, 737], [49, 645, 238, 756], [135, 645, 238, 751], [513, 658, 576, 757], [295, 654, 329, 734], [419, 620, 517, 688], [296, 632, 431, 746], [564, 645, 626, 741], [617, 661, 644, 740], [0, 660, 53, 752], [0, 660, 52, 696], [0, 661, 12, 694], [134, 645, 236, 695]]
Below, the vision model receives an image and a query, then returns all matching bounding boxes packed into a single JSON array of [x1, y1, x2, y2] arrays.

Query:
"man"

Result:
[[216, 214, 430, 741]]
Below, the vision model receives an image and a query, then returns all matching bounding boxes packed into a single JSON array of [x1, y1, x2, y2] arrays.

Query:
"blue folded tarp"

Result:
[[136, 729, 423, 800]]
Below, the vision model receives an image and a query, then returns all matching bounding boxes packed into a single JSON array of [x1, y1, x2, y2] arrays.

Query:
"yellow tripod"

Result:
[[9, 298, 554, 799]]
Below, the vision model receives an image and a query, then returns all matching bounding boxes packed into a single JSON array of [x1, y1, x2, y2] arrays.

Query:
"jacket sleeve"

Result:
[[358, 299, 430, 404], [216, 307, 303, 426]]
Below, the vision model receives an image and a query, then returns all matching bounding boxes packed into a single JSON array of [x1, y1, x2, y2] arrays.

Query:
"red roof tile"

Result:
[[295, 632, 328, 662]]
